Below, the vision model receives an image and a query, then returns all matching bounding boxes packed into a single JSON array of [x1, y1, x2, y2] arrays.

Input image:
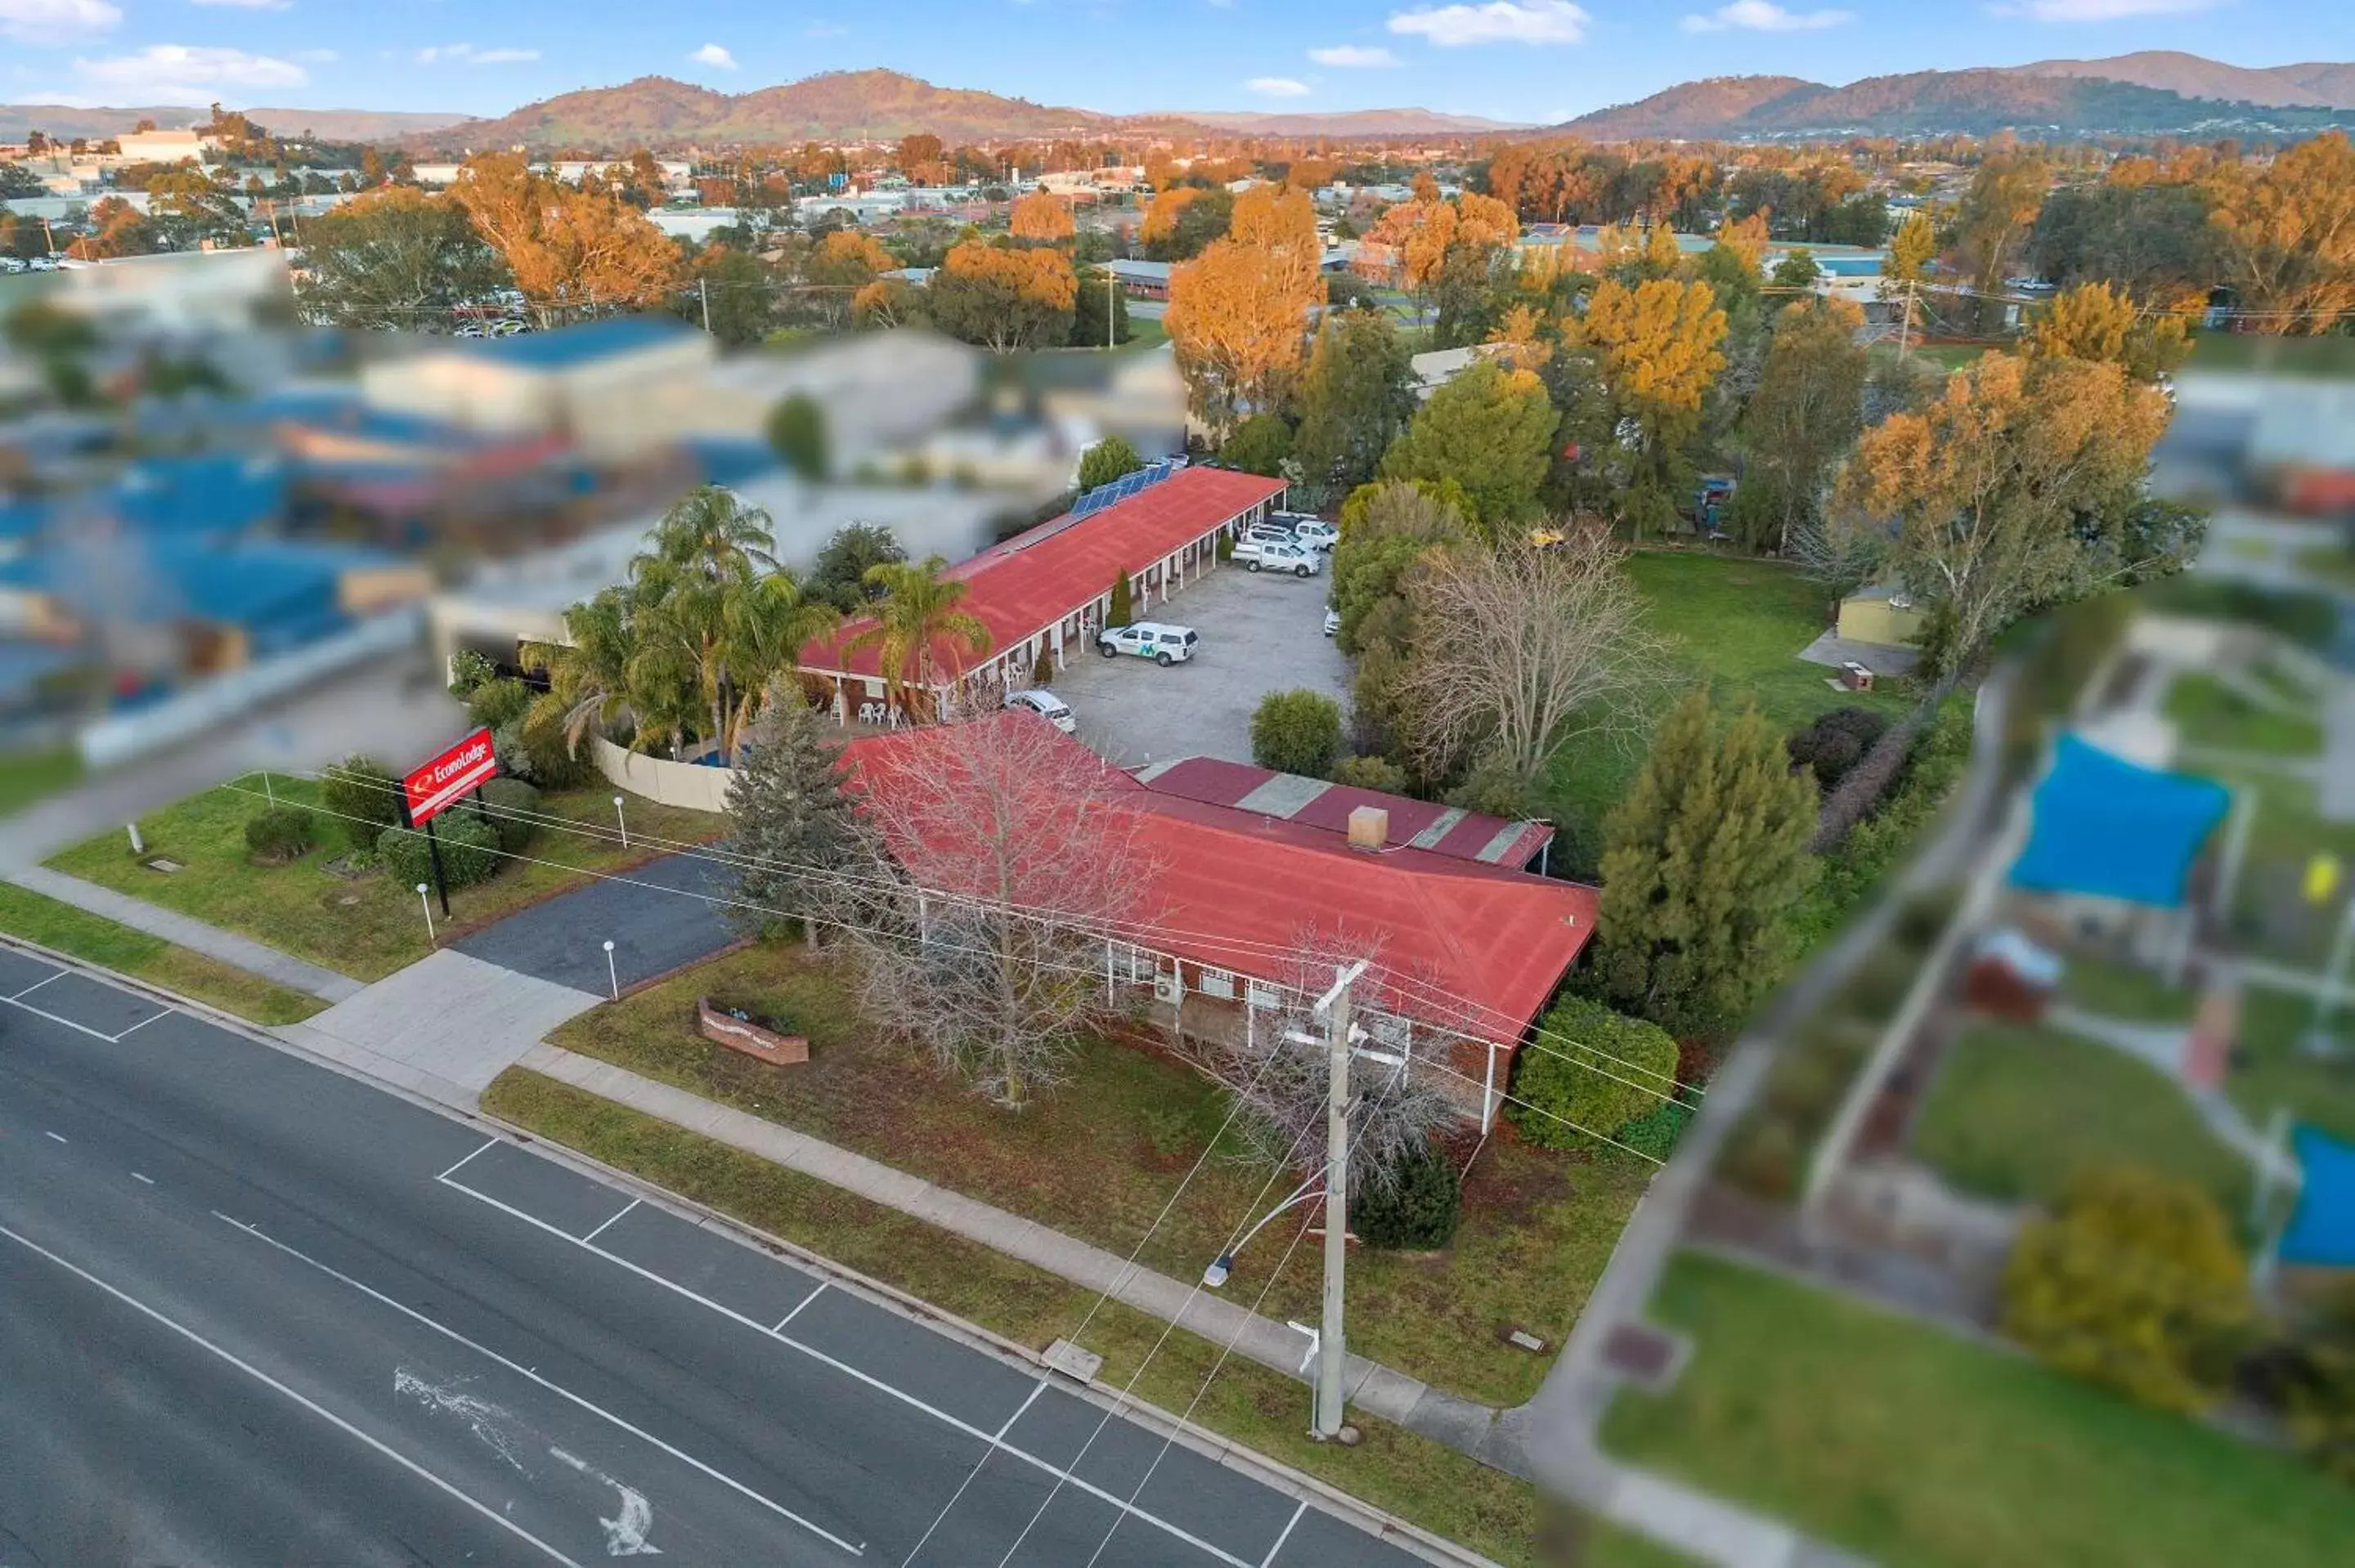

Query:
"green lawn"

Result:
[[546, 939, 1652, 1408], [0, 881, 323, 1025], [2165, 671, 2323, 757], [1548, 550, 1907, 827], [2059, 952, 2198, 1024], [1604, 1252, 2355, 1568], [482, 1068, 1573, 1568], [45, 778, 727, 983], [1910, 1019, 2252, 1216], [2294, 544, 2355, 594], [1121, 314, 1169, 350], [0, 746, 83, 818], [2217, 772, 2355, 968], [2232, 987, 2355, 1145]]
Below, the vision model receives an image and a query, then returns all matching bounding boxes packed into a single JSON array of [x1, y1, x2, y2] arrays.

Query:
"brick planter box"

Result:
[[696, 997, 808, 1066]]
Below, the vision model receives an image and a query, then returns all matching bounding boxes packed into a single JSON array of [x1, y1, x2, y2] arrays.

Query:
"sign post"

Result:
[[401, 728, 500, 925]]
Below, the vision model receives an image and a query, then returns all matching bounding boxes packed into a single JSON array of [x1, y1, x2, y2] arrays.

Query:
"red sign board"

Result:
[[403, 727, 499, 827]]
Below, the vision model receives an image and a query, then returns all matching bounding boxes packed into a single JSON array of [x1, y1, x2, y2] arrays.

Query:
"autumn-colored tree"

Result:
[[1885, 210, 1937, 290], [927, 240, 1076, 351], [1361, 190, 1518, 301], [852, 276, 926, 330], [1164, 186, 1324, 434], [2209, 130, 2355, 334], [2025, 281, 2191, 383], [1577, 276, 1728, 526], [806, 229, 896, 288], [1829, 352, 2173, 678], [1714, 212, 1770, 276], [1009, 190, 1075, 244], [1141, 185, 1231, 261], [451, 152, 679, 324]]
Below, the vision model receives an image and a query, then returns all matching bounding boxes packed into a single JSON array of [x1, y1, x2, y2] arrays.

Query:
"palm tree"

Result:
[[848, 557, 993, 721], [629, 486, 787, 759], [717, 569, 840, 758], [521, 587, 636, 757]]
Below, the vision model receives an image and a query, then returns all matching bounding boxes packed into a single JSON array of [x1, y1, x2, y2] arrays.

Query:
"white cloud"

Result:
[[0, 0, 122, 45], [1247, 76, 1313, 97], [689, 43, 737, 69], [415, 43, 541, 65], [1388, 0, 1587, 47], [1310, 44, 1400, 66], [1993, 0, 2214, 16], [72, 43, 304, 104], [1681, 0, 1852, 30]]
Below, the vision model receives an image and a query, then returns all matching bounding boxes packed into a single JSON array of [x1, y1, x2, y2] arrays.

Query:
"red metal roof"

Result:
[[802, 466, 1287, 682], [1133, 755, 1554, 869], [842, 716, 1596, 1043]]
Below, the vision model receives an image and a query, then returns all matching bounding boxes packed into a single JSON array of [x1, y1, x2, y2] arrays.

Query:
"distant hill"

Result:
[[1558, 62, 2355, 140], [0, 103, 470, 142], [2005, 52, 2355, 110]]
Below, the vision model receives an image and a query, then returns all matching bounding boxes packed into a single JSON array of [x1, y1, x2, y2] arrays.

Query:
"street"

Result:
[[0, 942, 1430, 1567]]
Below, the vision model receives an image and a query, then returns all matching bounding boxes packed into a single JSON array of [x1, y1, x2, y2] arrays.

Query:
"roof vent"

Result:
[[1348, 805, 1388, 853]]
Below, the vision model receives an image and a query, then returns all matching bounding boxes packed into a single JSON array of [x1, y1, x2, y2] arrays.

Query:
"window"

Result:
[[1245, 979, 1281, 1011], [1110, 943, 1155, 983], [1198, 967, 1236, 1001]]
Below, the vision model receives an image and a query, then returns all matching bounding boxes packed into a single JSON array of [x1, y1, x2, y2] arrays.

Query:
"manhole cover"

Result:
[[143, 858, 183, 873]]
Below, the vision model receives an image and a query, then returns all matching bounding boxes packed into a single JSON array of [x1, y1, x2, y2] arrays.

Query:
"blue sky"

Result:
[[2, 0, 2350, 127]]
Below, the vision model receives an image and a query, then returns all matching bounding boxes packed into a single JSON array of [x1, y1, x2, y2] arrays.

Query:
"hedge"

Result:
[[376, 811, 503, 892], [1355, 1142, 1462, 1250], [1508, 995, 1680, 1148]]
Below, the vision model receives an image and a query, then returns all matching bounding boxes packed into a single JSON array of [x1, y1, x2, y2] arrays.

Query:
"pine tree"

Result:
[[1586, 692, 1819, 1039], [721, 689, 871, 938]]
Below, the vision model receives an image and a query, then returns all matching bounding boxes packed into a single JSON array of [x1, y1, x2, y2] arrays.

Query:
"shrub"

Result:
[[1355, 1141, 1462, 1250], [1509, 996, 1681, 1147], [1029, 643, 1055, 688], [446, 648, 497, 699], [1330, 753, 1411, 795], [1615, 1097, 1694, 1161], [243, 805, 317, 864], [375, 811, 504, 892], [522, 707, 592, 791], [321, 753, 403, 849], [1250, 689, 1344, 778], [1788, 706, 1891, 789], [466, 676, 535, 732], [476, 777, 543, 853], [1222, 414, 1292, 477], [1215, 531, 1234, 562], [1077, 435, 1143, 491], [767, 393, 830, 479], [2000, 1163, 2254, 1414], [1444, 755, 1536, 821], [1109, 567, 1133, 628]]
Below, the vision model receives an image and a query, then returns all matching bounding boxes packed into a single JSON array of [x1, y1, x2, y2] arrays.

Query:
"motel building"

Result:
[[798, 464, 1287, 726]]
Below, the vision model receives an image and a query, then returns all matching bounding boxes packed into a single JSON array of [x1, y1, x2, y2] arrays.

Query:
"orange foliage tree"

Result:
[[1142, 186, 1210, 245], [1009, 191, 1076, 244], [2209, 130, 2355, 334], [451, 152, 679, 324], [806, 229, 896, 287], [1361, 191, 1520, 299], [1165, 186, 1325, 433]]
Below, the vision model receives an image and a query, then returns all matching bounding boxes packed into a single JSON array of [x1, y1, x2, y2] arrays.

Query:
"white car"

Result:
[[1097, 622, 1199, 665], [1005, 688, 1076, 732], [1236, 537, 1321, 577], [1323, 607, 1341, 638], [1273, 513, 1339, 549]]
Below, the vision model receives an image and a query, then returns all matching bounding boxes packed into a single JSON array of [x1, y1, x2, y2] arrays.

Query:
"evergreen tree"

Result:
[[1108, 567, 1133, 628], [1586, 692, 1819, 1039], [1291, 311, 1417, 504], [1078, 435, 1144, 491], [721, 690, 871, 937]]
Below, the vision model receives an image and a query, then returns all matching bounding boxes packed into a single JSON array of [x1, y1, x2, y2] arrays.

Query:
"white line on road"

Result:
[[43, 1131, 66, 1144], [2, 996, 117, 1042], [437, 1139, 498, 1181], [112, 1010, 172, 1041], [0, 1221, 584, 1568], [578, 1198, 639, 1244], [1259, 1501, 1307, 1568], [211, 1210, 866, 1558], [131, 1172, 156, 1185], [994, 1382, 1045, 1443], [10, 970, 63, 1000], [775, 1280, 826, 1333], [439, 1173, 1256, 1568]]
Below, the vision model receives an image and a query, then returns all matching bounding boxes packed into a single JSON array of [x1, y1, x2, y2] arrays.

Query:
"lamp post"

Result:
[[416, 883, 435, 943], [1202, 1172, 1325, 1288], [603, 939, 619, 1001]]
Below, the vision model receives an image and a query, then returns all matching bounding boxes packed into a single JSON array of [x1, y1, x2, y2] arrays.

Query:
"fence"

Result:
[[591, 736, 736, 815]]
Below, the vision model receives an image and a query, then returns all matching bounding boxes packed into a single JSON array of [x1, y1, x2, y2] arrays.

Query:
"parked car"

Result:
[[1242, 524, 1299, 549], [1323, 607, 1341, 637], [1285, 518, 1339, 550], [1004, 688, 1077, 732], [1235, 538, 1321, 577], [1097, 622, 1199, 665]]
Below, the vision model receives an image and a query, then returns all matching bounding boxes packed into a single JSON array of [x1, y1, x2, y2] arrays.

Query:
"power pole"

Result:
[[1899, 278, 1917, 363], [1312, 959, 1366, 1441], [700, 275, 713, 335], [1106, 266, 1115, 351]]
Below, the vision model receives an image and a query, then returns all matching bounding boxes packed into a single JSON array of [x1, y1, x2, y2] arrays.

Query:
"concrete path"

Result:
[[515, 1040, 1514, 1467], [282, 949, 600, 1108], [5, 865, 363, 1005]]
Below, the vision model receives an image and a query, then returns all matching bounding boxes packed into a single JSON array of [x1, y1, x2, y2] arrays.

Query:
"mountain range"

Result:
[[6, 55, 2354, 153]]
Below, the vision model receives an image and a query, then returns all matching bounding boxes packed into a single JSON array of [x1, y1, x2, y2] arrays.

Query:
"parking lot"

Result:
[[1046, 558, 1348, 768]]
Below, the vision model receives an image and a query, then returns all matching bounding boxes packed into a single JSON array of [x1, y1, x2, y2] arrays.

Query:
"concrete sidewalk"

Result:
[[6, 865, 363, 1005], [515, 1040, 1516, 1468]]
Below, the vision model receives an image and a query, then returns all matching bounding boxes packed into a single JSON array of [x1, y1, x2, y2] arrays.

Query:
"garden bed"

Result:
[[545, 939, 1653, 1408]]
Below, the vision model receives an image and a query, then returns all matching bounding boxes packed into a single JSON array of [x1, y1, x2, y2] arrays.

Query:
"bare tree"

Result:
[[837, 713, 1151, 1109], [1398, 528, 1668, 784]]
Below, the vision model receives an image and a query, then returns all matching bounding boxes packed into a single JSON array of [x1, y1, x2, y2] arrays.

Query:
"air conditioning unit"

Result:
[[1153, 970, 1183, 1004]]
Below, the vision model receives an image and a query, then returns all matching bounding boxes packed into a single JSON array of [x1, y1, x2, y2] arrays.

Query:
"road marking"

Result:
[[0, 1221, 583, 1568], [994, 1381, 1044, 1442], [1, 996, 118, 1042], [43, 1131, 67, 1144], [439, 1173, 1255, 1568], [213, 1211, 864, 1557], [10, 971, 63, 1000], [132, 1172, 155, 1185], [904, 1379, 1056, 1568], [549, 1446, 662, 1557], [578, 1198, 638, 1244], [1258, 1501, 1307, 1568], [113, 1010, 171, 1040], [437, 1139, 498, 1181], [774, 1280, 826, 1333]]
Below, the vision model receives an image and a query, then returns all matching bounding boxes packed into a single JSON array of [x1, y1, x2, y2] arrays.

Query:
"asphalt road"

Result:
[[0, 943, 1434, 1568], [454, 851, 738, 993]]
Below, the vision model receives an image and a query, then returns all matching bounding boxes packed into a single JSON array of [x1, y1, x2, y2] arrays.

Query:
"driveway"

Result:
[[1043, 558, 1348, 768], [454, 851, 738, 994]]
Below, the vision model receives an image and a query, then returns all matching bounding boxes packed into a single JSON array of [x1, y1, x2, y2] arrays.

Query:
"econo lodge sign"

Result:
[[403, 727, 499, 827]]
